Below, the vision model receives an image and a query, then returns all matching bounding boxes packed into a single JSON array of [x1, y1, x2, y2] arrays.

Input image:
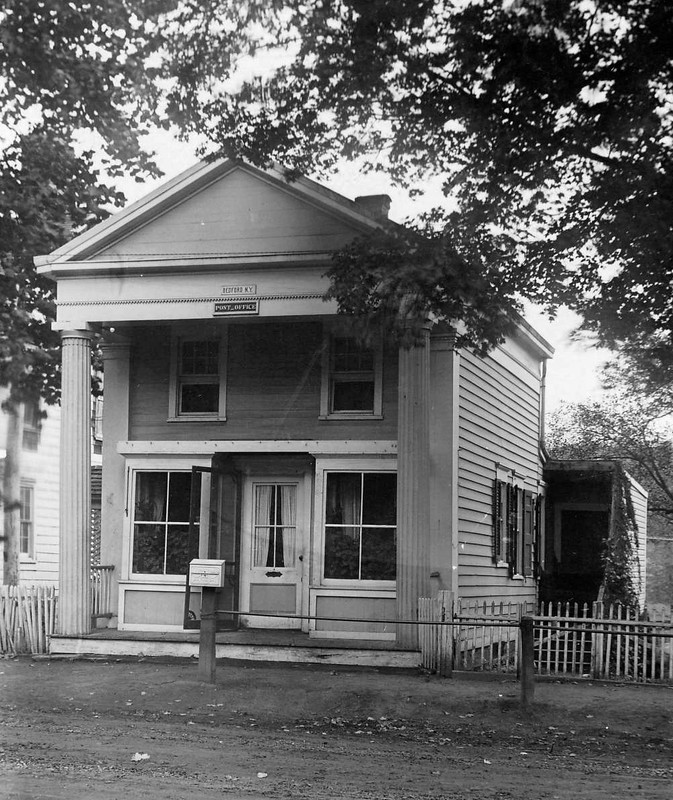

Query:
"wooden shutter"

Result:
[[522, 490, 535, 577], [493, 480, 503, 563], [507, 484, 518, 575]]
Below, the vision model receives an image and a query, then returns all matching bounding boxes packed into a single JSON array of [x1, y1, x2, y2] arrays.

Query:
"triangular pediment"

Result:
[[38, 160, 383, 273]]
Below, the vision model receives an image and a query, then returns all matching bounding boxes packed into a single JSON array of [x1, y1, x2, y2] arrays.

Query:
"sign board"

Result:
[[213, 299, 259, 316], [221, 284, 256, 296], [189, 559, 226, 588]]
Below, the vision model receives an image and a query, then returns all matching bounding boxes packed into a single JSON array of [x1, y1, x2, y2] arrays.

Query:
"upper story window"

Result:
[[20, 483, 35, 558], [168, 331, 227, 421], [320, 332, 383, 419], [22, 401, 41, 450]]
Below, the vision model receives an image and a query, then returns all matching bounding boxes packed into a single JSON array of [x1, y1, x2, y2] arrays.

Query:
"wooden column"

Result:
[[429, 330, 460, 598], [58, 329, 94, 636], [396, 324, 432, 648], [99, 339, 131, 624]]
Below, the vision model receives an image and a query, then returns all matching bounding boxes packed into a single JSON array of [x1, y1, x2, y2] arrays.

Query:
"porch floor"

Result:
[[48, 628, 422, 670]]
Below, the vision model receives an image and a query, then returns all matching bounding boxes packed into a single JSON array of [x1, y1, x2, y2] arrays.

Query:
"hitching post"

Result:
[[198, 587, 218, 683], [520, 616, 535, 707]]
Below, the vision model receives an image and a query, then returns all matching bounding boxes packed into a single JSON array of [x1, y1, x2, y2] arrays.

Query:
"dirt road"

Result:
[[1, 657, 672, 799]]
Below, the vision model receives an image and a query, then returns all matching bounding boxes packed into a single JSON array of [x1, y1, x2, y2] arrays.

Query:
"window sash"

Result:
[[131, 471, 199, 576], [19, 484, 34, 556], [169, 332, 227, 420], [321, 330, 382, 418], [323, 471, 396, 582], [493, 479, 537, 578]]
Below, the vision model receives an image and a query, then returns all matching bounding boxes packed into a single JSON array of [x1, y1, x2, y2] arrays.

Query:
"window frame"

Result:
[[319, 329, 383, 420], [128, 468, 200, 580], [315, 458, 397, 588], [22, 401, 42, 451], [493, 468, 538, 579], [19, 481, 35, 559], [168, 328, 228, 422]]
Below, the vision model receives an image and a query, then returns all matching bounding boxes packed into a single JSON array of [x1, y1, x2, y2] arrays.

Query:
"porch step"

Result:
[[48, 632, 421, 670]]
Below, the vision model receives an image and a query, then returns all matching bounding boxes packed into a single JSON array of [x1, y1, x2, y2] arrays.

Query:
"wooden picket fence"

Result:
[[535, 601, 673, 682], [419, 596, 673, 683], [0, 585, 56, 655], [419, 593, 530, 675]]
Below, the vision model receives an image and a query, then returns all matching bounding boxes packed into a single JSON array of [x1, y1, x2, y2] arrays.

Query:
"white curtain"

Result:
[[253, 484, 273, 567], [135, 472, 167, 522], [327, 473, 360, 537], [280, 485, 297, 567]]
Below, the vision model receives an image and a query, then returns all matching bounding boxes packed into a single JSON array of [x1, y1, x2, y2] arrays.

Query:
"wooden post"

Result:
[[198, 588, 218, 683], [520, 616, 535, 707], [438, 590, 454, 677]]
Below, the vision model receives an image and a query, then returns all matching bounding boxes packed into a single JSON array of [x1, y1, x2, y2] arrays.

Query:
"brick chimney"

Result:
[[354, 194, 391, 221]]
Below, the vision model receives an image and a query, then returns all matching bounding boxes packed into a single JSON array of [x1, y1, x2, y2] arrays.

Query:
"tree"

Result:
[[0, 1, 173, 583], [546, 377, 673, 523], [159, 0, 673, 363]]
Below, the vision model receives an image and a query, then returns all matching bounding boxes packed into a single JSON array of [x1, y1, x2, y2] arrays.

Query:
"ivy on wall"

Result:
[[601, 464, 641, 609]]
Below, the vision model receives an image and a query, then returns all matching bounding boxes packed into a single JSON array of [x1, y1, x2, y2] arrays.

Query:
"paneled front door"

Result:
[[239, 475, 308, 629]]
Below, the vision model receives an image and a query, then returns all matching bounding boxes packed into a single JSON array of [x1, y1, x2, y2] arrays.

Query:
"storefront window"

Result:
[[132, 471, 200, 575], [324, 472, 396, 581]]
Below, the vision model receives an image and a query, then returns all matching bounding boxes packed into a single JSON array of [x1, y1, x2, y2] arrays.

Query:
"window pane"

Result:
[[167, 472, 194, 522], [325, 473, 361, 524], [324, 527, 360, 579], [333, 338, 373, 372], [166, 524, 193, 574], [20, 522, 31, 555], [181, 340, 219, 375], [133, 524, 165, 573], [180, 382, 219, 413], [332, 380, 374, 412], [362, 473, 397, 525], [361, 527, 396, 580], [134, 473, 167, 521]]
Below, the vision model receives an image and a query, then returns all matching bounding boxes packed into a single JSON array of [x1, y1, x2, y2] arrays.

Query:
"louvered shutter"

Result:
[[522, 490, 534, 577]]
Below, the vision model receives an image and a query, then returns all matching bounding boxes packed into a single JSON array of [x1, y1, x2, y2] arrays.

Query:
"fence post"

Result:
[[520, 616, 535, 707], [438, 590, 454, 677], [591, 601, 604, 679]]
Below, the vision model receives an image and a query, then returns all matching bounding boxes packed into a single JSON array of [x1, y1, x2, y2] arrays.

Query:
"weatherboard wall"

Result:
[[456, 343, 543, 605], [127, 320, 399, 442]]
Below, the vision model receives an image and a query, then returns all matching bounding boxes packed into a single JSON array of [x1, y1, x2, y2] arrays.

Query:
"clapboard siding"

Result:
[[128, 320, 399, 442], [628, 475, 648, 607], [92, 167, 361, 261], [457, 347, 543, 604]]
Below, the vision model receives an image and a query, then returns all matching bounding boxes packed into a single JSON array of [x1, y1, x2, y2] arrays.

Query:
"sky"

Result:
[[120, 129, 611, 415]]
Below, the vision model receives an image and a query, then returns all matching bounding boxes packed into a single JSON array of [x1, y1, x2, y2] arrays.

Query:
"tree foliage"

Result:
[[0, 0, 172, 406], [547, 359, 673, 521], [160, 0, 673, 358]]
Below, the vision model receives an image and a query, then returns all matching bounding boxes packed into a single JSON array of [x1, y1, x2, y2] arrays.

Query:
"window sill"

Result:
[[319, 413, 384, 421], [320, 579, 396, 589], [167, 415, 227, 423]]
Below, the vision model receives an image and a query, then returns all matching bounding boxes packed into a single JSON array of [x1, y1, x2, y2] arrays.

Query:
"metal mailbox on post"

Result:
[[189, 559, 226, 589], [189, 559, 226, 683]]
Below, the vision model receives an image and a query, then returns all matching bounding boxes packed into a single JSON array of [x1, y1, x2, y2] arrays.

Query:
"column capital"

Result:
[[60, 328, 96, 342], [100, 338, 131, 361]]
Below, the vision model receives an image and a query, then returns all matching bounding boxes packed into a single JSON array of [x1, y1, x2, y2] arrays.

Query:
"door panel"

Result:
[[183, 459, 241, 631], [240, 476, 306, 629]]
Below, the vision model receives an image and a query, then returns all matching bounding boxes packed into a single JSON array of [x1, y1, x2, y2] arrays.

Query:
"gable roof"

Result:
[[35, 159, 388, 278]]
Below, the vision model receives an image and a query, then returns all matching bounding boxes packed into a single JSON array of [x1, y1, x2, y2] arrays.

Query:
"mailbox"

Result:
[[189, 559, 226, 588]]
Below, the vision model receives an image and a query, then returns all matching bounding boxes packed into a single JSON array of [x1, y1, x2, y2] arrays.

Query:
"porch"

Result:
[[48, 627, 422, 669]]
